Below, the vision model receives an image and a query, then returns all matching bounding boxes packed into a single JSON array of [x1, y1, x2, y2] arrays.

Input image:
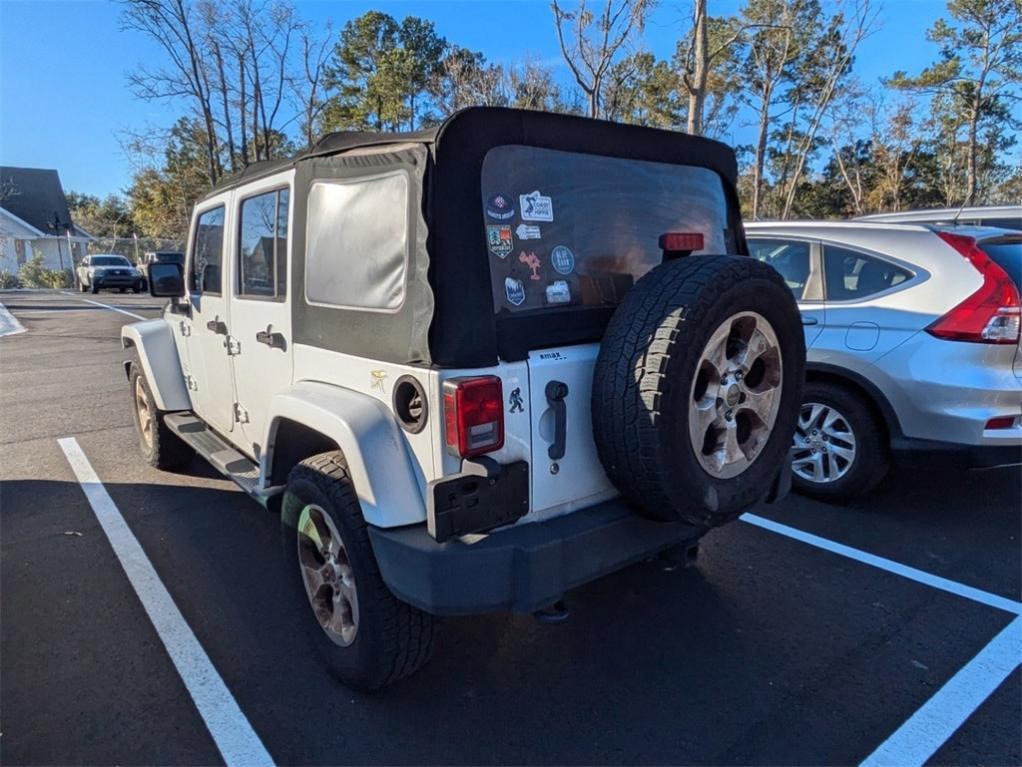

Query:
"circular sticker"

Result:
[[485, 193, 516, 221], [551, 245, 575, 275]]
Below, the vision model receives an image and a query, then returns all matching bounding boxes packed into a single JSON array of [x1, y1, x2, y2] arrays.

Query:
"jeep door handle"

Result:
[[545, 380, 569, 461], [206, 318, 228, 334], [255, 326, 287, 350], [801, 315, 819, 326]]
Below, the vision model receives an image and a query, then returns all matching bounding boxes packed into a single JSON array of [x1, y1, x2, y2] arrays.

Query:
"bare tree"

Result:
[[294, 20, 333, 148], [551, 0, 653, 118], [121, 0, 222, 182], [778, 0, 878, 219]]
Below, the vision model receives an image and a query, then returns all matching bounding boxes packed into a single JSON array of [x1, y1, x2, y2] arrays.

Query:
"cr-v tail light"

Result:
[[443, 376, 504, 458], [926, 232, 1021, 344]]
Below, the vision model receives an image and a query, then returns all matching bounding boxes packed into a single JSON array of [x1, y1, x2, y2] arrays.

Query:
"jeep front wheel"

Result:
[[592, 255, 805, 527], [128, 363, 194, 470], [281, 451, 437, 691]]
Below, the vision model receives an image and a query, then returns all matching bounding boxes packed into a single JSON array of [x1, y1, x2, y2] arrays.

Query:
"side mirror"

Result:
[[148, 262, 185, 298]]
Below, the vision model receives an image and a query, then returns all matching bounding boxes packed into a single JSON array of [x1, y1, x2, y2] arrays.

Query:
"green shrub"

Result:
[[0, 270, 20, 289], [18, 255, 72, 289]]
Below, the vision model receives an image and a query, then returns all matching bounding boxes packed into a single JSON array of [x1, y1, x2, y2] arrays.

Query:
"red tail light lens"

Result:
[[985, 416, 1017, 430], [659, 232, 705, 252], [443, 376, 504, 458], [926, 232, 1021, 344]]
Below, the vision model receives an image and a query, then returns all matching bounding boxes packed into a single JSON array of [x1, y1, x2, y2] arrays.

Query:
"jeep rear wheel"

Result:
[[592, 255, 805, 527], [281, 451, 437, 691]]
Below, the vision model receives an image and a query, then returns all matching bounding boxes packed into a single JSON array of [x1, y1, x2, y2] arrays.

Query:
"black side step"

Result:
[[164, 412, 268, 498]]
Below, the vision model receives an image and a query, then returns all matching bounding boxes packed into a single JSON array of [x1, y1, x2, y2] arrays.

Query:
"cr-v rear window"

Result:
[[480, 145, 732, 313], [979, 237, 1022, 288]]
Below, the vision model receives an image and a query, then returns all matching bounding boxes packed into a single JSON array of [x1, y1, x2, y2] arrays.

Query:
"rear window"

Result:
[[481, 145, 732, 313], [979, 238, 1022, 288], [92, 256, 130, 266]]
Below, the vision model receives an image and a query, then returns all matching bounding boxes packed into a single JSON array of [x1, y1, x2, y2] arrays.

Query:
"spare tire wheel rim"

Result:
[[792, 402, 856, 483], [296, 504, 359, 647], [688, 311, 783, 480]]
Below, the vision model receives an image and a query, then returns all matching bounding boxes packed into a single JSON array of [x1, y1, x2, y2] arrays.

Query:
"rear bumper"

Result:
[[367, 498, 703, 616]]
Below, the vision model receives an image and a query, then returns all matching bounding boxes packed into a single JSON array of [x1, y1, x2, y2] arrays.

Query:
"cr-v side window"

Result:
[[238, 188, 289, 300], [822, 244, 911, 301], [189, 205, 225, 295], [749, 238, 812, 300]]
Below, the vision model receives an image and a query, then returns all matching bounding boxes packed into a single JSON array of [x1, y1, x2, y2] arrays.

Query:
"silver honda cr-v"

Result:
[[746, 221, 1022, 501]]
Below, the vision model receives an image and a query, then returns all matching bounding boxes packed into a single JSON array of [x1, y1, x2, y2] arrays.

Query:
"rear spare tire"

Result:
[[592, 255, 805, 527]]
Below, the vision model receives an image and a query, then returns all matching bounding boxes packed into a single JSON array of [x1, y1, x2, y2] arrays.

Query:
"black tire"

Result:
[[90, 282, 99, 294], [281, 451, 437, 691], [118, 287, 126, 293], [592, 255, 805, 527], [791, 381, 889, 502], [128, 363, 194, 470], [133, 283, 143, 294]]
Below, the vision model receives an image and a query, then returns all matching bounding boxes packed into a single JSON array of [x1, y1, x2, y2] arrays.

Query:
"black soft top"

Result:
[[203, 108, 745, 367]]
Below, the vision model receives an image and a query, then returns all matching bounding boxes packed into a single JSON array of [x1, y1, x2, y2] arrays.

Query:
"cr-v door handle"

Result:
[[255, 325, 287, 350], [206, 317, 228, 334], [801, 315, 819, 326]]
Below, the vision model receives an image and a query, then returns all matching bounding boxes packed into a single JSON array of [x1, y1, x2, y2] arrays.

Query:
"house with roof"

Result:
[[0, 166, 92, 274]]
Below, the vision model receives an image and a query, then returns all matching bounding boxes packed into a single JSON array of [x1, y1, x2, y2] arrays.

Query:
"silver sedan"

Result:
[[746, 221, 1022, 501]]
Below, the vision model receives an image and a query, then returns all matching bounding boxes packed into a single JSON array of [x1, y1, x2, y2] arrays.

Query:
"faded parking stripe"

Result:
[[58, 437, 274, 767]]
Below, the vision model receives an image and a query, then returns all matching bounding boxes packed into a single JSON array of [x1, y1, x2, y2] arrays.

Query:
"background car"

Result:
[[76, 254, 144, 294], [856, 205, 1021, 231], [746, 221, 1022, 501]]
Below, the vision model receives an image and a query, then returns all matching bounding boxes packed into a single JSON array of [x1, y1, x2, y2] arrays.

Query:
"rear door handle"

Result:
[[206, 317, 228, 334], [801, 315, 819, 326], [545, 380, 569, 461], [255, 325, 287, 350]]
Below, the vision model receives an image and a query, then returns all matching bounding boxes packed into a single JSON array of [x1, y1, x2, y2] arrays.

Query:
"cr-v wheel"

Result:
[[790, 381, 889, 503]]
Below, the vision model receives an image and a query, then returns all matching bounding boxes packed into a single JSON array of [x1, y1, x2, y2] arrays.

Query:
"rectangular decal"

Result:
[[519, 190, 553, 222]]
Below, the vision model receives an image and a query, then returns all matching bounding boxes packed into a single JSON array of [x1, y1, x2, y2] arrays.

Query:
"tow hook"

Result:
[[533, 599, 570, 623]]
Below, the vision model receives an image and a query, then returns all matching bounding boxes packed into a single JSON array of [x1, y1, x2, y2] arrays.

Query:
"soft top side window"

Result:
[[189, 205, 225, 294], [480, 145, 732, 314], [238, 188, 289, 300]]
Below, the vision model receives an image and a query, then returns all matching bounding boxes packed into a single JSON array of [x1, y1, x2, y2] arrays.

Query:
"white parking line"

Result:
[[741, 513, 1022, 615], [860, 617, 1021, 767], [58, 437, 274, 767], [0, 301, 26, 336], [76, 297, 146, 320]]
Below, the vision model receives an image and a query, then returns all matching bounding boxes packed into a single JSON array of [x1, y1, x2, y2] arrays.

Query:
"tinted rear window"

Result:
[[980, 238, 1022, 287], [481, 145, 732, 313]]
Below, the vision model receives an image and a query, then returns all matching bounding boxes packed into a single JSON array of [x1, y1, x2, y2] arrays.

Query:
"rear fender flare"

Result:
[[120, 320, 191, 412], [266, 381, 426, 528]]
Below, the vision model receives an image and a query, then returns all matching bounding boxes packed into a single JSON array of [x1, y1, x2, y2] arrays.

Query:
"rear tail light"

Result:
[[926, 232, 1021, 344], [443, 376, 504, 458], [985, 416, 1017, 430]]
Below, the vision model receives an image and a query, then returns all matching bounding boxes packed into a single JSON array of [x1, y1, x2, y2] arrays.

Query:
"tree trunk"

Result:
[[965, 99, 979, 205], [751, 83, 772, 220], [686, 0, 707, 135]]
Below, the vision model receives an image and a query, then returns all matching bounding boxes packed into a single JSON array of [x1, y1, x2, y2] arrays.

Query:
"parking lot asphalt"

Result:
[[1, 289, 1020, 766]]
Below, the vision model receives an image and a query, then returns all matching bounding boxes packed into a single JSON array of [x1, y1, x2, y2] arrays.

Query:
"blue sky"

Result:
[[1, 0, 952, 198]]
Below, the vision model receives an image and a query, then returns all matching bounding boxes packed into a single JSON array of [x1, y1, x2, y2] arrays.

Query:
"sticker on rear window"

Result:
[[505, 276, 526, 306], [551, 245, 575, 275], [519, 190, 553, 222], [519, 251, 543, 280], [546, 280, 571, 304], [516, 224, 541, 240], [486, 193, 515, 220], [486, 225, 514, 258]]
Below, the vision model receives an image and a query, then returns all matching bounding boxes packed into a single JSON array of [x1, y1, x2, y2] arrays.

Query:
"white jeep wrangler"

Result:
[[123, 107, 805, 690]]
